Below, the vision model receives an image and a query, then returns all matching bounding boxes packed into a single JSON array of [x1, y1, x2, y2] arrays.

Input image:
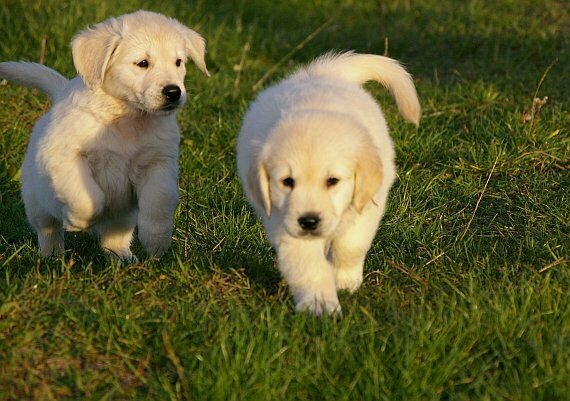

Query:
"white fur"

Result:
[[0, 10, 208, 260], [237, 52, 420, 315]]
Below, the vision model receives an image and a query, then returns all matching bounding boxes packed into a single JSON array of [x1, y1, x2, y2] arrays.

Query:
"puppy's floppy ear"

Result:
[[176, 24, 209, 76], [248, 160, 272, 217], [71, 18, 122, 90], [353, 147, 383, 213]]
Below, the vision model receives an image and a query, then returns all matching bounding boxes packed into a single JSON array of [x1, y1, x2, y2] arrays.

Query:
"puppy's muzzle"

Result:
[[298, 213, 320, 232], [162, 84, 182, 106]]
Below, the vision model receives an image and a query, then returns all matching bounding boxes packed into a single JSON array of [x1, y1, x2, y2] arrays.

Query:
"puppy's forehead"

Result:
[[124, 28, 186, 48], [270, 111, 369, 148], [114, 15, 188, 54], [119, 12, 182, 36], [116, 33, 187, 62], [265, 115, 369, 176]]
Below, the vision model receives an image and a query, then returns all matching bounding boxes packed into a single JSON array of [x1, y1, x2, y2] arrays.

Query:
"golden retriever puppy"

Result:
[[237, 52, 420, 315], [0, 10, 209, 260]]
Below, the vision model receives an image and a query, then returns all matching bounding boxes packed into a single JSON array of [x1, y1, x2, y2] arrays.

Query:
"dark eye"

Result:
[[176, 59, 183, 67], [282, 177, 295, 189], [326, 177, 340, 187], [136, 60, 149, 68]]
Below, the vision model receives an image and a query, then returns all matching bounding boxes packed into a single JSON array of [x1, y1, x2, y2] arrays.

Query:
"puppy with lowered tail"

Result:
[[237, 52, 420, 315], [0, 10, 209, 261]]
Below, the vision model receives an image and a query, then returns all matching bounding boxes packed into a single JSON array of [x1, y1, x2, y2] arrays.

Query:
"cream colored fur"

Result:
[[0, 10, 208, 260], [237, 52, 420, 315]]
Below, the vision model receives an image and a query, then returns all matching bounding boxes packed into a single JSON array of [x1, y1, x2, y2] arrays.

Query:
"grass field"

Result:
[[0, 0, 568, 400]]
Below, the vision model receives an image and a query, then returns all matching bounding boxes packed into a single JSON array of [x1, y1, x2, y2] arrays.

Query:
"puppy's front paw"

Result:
[[335, 268, 364, 293], [62, 198, 104, 231], [295, 293, 342, 316], [138, 225, 172, 259], [103, 248, 138, 263], [63, 211, 96, 231]]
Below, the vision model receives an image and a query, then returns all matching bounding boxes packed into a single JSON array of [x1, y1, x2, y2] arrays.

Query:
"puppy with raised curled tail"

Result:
[[0, 10, 209, 260], [237, 52, 420, 315]]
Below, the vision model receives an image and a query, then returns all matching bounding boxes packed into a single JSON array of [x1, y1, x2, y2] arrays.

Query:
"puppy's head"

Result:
[[71, 10, 209, 114], [249, 112, 383, 239]]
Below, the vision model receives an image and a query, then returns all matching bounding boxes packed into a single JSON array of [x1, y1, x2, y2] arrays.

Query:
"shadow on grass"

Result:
[[194, 0, 567, 95]]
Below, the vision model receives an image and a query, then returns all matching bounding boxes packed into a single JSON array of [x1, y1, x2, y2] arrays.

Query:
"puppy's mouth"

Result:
[[135, 101, 182, 115], [286, 227, 324, 239], [159, 102, 182, 112], [299, 230, 323, 238], [130, 88, 186, 115]]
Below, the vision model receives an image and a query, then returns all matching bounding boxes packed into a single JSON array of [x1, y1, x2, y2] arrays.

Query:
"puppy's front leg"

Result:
[[50, 159, 105, 231], [136, 163, 179, 258], [332, 201, 388, 292], [276, 237, 340, 315]]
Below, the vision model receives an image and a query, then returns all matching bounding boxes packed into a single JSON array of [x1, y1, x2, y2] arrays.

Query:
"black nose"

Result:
[[162, 85, 181, 103], [298, 213, 320, 231]]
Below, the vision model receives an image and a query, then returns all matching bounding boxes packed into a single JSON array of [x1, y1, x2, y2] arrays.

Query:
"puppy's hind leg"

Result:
[[96, 212, 137, 262], [23, 177, 64, 256], [30, 214, 65, 257]]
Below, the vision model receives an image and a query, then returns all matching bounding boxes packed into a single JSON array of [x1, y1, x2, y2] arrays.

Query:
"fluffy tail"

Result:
[[0, 61, 68, 101], [303, 52, 421, 126]]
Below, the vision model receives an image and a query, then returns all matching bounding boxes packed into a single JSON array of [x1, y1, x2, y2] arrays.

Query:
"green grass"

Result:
[[0, 0, 568, 400]]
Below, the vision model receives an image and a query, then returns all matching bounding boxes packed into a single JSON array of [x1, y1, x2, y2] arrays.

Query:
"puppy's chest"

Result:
[[83, 141, 157, 205], [83, 150, 138, 205]]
